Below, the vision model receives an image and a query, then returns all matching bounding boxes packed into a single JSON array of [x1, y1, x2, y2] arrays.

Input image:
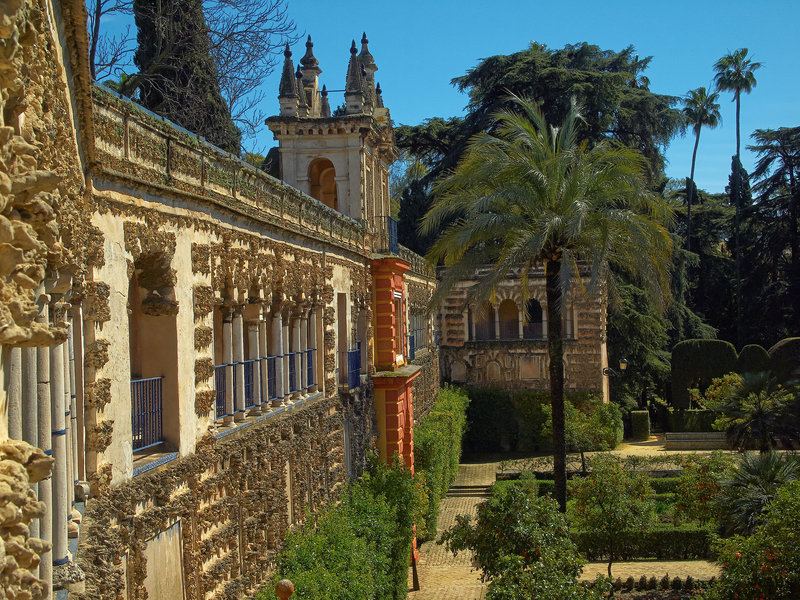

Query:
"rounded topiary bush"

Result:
[[768, 337, 800, 384], [672, 339, 738, 408], [735, 344, 771, 374]]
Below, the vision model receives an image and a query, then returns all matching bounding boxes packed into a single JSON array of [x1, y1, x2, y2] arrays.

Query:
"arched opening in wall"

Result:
[[498, 299, 518, 340], [474, 302, 496, 341], [308, 158, 338, 211], [128, 258, 179, 453], [523, 299, 544, 339]]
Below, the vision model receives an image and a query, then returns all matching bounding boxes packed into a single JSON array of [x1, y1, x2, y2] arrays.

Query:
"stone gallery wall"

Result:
[[75, 395, 346, 600]]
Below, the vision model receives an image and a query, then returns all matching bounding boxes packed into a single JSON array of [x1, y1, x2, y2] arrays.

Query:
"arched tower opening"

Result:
[[308, 157, 338, 211]]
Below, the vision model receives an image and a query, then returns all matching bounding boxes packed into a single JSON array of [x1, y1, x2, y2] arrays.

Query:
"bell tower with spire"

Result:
[[266, 34, 396, 224]]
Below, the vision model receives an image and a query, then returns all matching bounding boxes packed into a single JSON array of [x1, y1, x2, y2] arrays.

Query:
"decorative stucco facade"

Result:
[[438, 266, 610, 401], [0, 6, 438, 600]]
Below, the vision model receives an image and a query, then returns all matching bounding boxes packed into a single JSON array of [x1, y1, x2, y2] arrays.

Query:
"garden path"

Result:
[[407, 439, 724, 599]]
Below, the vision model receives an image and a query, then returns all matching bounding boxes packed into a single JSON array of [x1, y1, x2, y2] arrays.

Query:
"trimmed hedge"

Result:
[[464, 388, 618, 453], [672, 339, 738, 409], [735, 344, 771, 374], [630, 410, 650, 440], [414, 385, 470, 539], [650, 477, 680, 494], [573, 525, 713, 561], [665, 409, 717, 432]]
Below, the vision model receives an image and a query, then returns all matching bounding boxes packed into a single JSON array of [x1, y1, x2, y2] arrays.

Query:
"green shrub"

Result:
[[630, 410, 650, 440], [648, 576, 657, 590], [736, 344, 771, 374], [665, 408, 718, 432], [414, 385, 470, 539], [572, 524, 714, 560], [768, 337, 800, 384], [268, 458, 416, 600], [704, 481, 800, 600], [671, 576, 682, 590], [660, 574, 670, 590], [672, 339, 738, 408], [637, 575, 648, 590], [463, 387, 520, 452], [650, 477, 680, 494]]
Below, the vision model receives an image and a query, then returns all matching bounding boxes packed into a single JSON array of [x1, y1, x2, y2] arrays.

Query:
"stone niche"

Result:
[[142, 520, 185, 600]]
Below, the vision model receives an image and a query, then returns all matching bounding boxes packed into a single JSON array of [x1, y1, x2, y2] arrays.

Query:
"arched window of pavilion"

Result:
[[498, 299, 518, 339], [308, 158, 338, 211]]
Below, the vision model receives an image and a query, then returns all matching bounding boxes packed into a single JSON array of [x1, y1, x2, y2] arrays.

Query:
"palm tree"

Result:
[[715, 371, 798, 454], [713, 48, 762, 160], [713, 48, 762, 347], [422, 96, 673, 511], [682, 87, 721, 251], [718, 451, 798, 535]]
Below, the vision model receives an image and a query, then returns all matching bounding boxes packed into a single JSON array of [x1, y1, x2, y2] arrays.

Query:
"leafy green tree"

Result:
[[569, 455, 656, 578], [682, 87, 721, 250], [423, 96, 673, 511], [718, 451, 799, 535], [396, 42, 685, 254], [713, 371, 798, 453], [131, 0, 242, 153], [706, 480, 800, 600], [748, 126, 800, 324], [440, 484, 604, 599]]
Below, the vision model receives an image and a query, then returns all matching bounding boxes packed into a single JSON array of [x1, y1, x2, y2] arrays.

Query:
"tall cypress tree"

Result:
[[132, 0, 241, 154]]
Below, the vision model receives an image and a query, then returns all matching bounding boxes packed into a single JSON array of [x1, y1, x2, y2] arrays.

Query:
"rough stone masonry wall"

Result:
[[0, 0, 95, 597], [74, 395, 346, 600]]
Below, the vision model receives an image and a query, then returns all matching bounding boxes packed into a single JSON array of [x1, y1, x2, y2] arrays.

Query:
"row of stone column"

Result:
[[465, 303, 549, 341], [5, 296, 83, 596], [218, 303, 319, 424]]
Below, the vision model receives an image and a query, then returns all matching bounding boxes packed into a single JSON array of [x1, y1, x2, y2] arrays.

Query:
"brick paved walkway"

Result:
[[407, 448, 722, 599]]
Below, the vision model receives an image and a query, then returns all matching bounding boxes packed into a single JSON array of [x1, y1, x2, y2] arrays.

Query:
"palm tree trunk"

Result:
[[735, 93, 741, 160], [545, 259, 567, 512], [687, 129, 700, 251]]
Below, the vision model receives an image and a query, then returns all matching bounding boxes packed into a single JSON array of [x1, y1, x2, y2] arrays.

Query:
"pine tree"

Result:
[[132, 0, 241, 153]]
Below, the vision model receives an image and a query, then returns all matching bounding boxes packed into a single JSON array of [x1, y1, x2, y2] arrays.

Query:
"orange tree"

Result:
[[705, 480, 800, 600], [569, 454, 656, 578], [439, 481, 606, 599]]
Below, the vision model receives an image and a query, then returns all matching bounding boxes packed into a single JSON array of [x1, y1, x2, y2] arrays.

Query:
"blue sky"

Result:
[[104, 0, 800, 194]]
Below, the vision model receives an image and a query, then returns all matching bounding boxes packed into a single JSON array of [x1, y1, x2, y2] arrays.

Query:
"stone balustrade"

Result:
[[91, 86, 367, 254]]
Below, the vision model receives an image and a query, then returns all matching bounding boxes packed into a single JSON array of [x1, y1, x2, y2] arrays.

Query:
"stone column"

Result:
[[290, 313, 301, 401], [282, 310, 291, 404], [542, 306, 548, 339], [36, 302, 52, 592], [518, 305, 524, 340], [21, 347, 39, 550], [247, 320, 261, 411], [299, 311, 308, 395], [222, 308, 234, 424], [232, 308, 245, 421], [258, 308, 269, 408], [6, 347, 22, 439], [470, 305, 476, 341], [63, 326, 79, 536], [308, 307, 318, 393], [271, 309, 284, 408], [493, 303, 500, 340], [50, 333, 70, 580], [67, 317, 80, 514]]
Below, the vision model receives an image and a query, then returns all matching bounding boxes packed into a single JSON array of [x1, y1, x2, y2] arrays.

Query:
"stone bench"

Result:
[[665, 431, 729, 450]]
